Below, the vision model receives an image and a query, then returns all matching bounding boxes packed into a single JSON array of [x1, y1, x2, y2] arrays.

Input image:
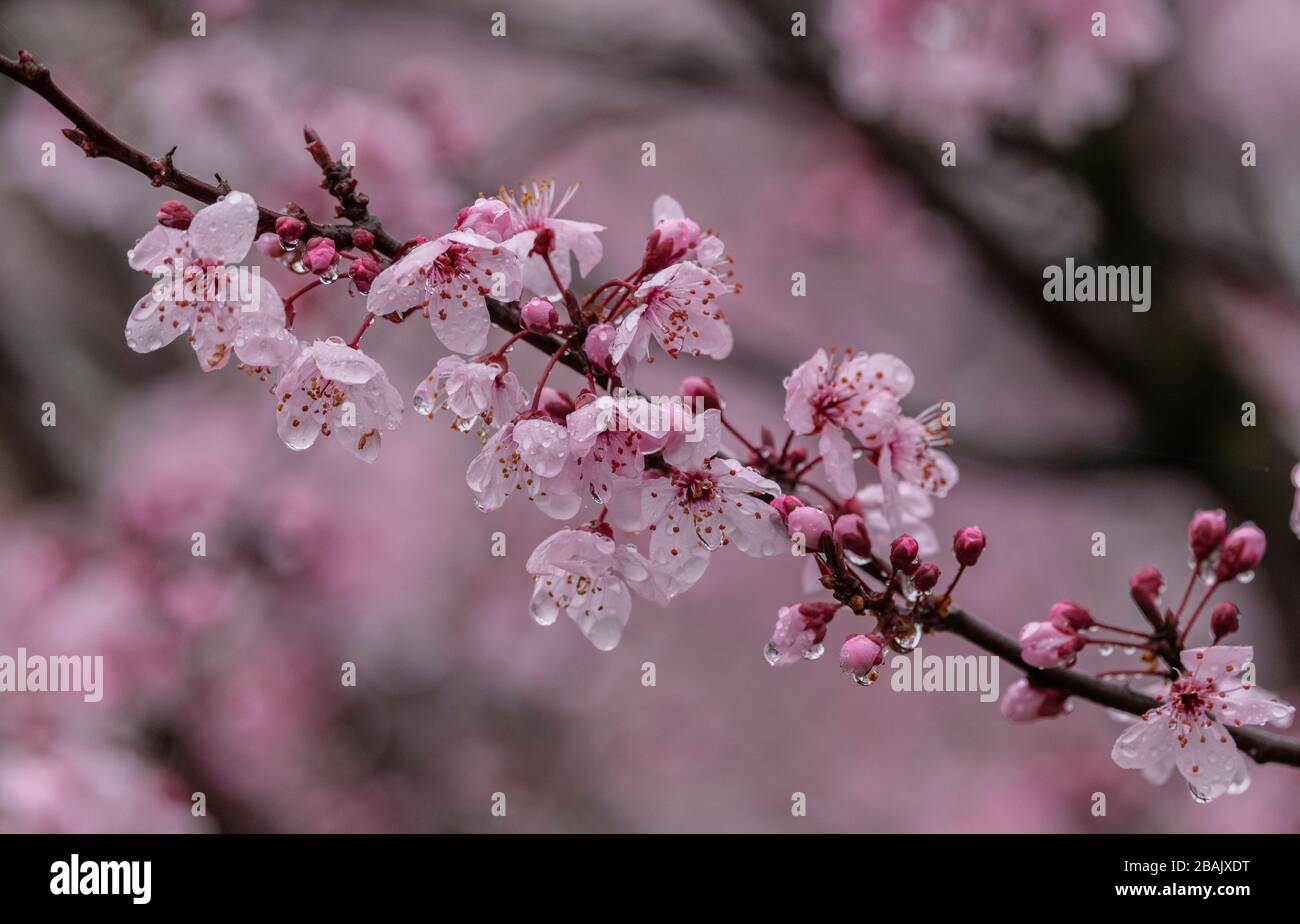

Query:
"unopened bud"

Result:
[[952, 526, 986, 567], [1210, 602, 1240, 642], [1215, 523, 1266, 583], [679, 376, 721, 411], [1049, 600, 1093, 631], [521, 297, 559, 335], [275, 215, 306, 246], [156, 200, 193, 230], [1188, 508, 1228, 563], [832, 513, 871, 559], [912, 562, 941, 593], [889, 534, 920, 574]]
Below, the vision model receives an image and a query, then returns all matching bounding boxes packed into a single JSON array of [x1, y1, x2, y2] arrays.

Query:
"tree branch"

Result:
[[5, 44, 1298, 774]]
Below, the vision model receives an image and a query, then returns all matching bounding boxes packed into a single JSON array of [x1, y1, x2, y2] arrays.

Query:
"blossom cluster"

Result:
[[1008, 510, 1294, 802], [121, 179, 1292, 803]]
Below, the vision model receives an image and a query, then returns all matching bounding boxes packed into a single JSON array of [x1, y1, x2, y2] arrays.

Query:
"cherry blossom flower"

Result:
[[783, 348, 914, 496], [527, 527, 708, 650], [607, 458, 787, 561], [1112, 646, 1295, 801], [413, 355, 526, 429], [611, 262, 734, 373], [273, 338, 404, 462], [465, 417, 580, 519], [652, 196, 731, 280], [500, 180, 604, 296], [565, 394, 664, 503], [126, 191, 299, 371], [365, 231, 522, 354]]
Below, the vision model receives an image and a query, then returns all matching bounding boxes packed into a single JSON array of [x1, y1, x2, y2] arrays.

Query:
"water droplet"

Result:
[[853, 670, 878, 687], [455, 415, 477, 433], [763, 640, 781, 666], [1236, 570, 1255, 584], [893, 624, 922, 652], [844, 551, 871, 568], [1227, 775, 1251, 796], [319, 265, 340, 285], [413, 393, 434, 417], [802, 643, 825, 662], [1188, 783, 1212, 804], [281, 238, 301, 251], [1123, 646, 1137, 656], [1099, 643, 1114, 657]]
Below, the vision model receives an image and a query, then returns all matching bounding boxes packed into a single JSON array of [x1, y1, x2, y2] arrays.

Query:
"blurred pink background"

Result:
[[1, 0, 1298, 832]]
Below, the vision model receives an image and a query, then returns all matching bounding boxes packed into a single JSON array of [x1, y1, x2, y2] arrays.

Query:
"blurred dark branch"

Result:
[[5, 36, 1296, 776]]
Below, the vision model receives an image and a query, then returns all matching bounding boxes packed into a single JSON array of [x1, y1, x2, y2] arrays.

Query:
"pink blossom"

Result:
[[1018, 619, 1084, 669], [783, 348, 913, 496], [610, 263, 734, 370], [413, 355, 526, 428], [607, 459, 787, 561], [1112, 646, 1294, 801], [520, 296, 559, 335], [652, 195, 729, 278], [1000, 679, 1070, 722], [527, 528, 707, 650], [501, 180, 605, 296], [564, 394, 662, 503], [1188, 508, 1228, 563], [454, 196, 512, 243], [273, 338, 403, 462], [366, 231, 523, 354], [465, 418, 580, 519], [126, 191, 298, 371], [952, 526, 986, 567]]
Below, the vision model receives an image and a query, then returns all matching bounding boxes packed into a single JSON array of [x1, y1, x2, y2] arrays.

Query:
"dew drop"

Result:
[[1188, 783, 1212, 804], [1099, 643, 1114, 657], [802, 643, 825, 662], [853, 670, 878, 687], [763, 640, 781, 666]]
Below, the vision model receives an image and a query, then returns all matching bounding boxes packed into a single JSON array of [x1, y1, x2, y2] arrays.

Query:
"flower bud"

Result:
[[1019, 620, 1084, 669], [952, 526, 986, 567], [1215, 523, 1266, 582], [786, 446, 808, 466], [1188, 508, 1227, 563], [797, 601, 840, 627], [1129, 566, 1164, 601], [1000, 679, 1070, 722], [889, 534, 920, 574], [1049, 600, 1094, 631], [350, 228, 375, 251], [1129, 565, 1165, 627], [350, 254, 380, 294], [539, 388, 575, 421], [303, 237, 337, 274], [832, 513, 870, 559], [679, 376, 721, 411], [788, 506, 833, 549], [912, 562, 941, 593], [1210, 602, 1240, 642], [156, 200, 193, 230], [275, 215, 306, 246], [769, 494, 804, 522], [454, 197, 511, 242], [520, 297, 559, 335], [838, 633, 885, 682], [583, 323, 615, 373]]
